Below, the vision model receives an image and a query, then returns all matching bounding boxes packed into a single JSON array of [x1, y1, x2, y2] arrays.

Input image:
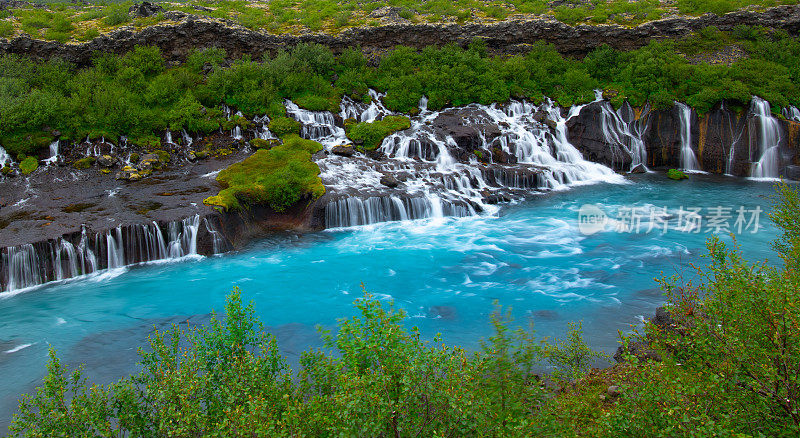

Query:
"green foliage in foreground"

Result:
[[10, 183, 800, 436], [345, 115, 411, 150], [9, 288, 602, 437], [2, 27, 800, 158], [667, 169, 688, 180], [203, 135, 324, 212]]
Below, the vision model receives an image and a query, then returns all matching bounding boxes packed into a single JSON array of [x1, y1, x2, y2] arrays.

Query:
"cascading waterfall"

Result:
[[783, 106, 800, 122], [325, 195, 473, 228], [0, 145, 11, 167], [597, 101, 649, 171], [676, 103, 701, 171], [306, 91, 622, 228], [750, 97, 782, 179], [43, 140, 60, 165], [286, 101, 346, 144], [0, 215, 206, 293]]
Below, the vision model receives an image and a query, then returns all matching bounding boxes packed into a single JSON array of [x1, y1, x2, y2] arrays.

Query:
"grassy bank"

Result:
[[9, 183, 800, 436], [2, 25, 800, 161], [1, 0, 799, 40]]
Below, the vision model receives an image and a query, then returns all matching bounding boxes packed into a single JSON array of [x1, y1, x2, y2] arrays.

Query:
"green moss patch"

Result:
[[18, 156, 38, 175], [204, 135, 325, 212], [73, 157, 96, 170], [345, 116, 411, 150]]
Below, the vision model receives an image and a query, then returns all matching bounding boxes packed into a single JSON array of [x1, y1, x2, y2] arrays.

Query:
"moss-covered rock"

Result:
[[204, 135, 324, 212], [345, 116, 411, 150], [73, 157, 96, 170], [667, 169, 688, 180], [19, 156, 39, 175]]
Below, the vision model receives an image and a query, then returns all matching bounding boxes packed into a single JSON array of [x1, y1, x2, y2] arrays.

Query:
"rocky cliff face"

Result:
[[3, 6, 800, 65], [567, 100, 800, 177]]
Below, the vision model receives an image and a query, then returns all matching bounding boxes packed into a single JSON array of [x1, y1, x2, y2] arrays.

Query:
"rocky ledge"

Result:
[[2, 6, 800, 65]]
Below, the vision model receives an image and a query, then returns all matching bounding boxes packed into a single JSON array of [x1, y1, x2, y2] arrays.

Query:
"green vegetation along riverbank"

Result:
[[2, 25, 800, 161], [8, 183, 800, 436]]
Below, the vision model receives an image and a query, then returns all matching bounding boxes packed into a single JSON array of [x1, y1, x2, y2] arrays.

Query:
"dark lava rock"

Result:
[[97, 155, 115, 168], [185, 150, 197, 162], [331, 145, 355, 157], [431, 108, 502, 156], [380, 174, 400, 188], [613, 306, 674, 363], [567, 102, 632, 171], [428, 305, 458, 320], [129, 1, 163, 18], [629, 163, 646, 174]]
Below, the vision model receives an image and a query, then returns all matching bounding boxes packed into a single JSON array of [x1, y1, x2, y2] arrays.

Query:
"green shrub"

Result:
[[103, 6, 131, 27], [18, 156, 38, 174], [267, 117, 301, 138], [345, 115, 411, 150], [667, 169, 688, 180], [0, 20, 13, 38], [204, 135, 324, 212]]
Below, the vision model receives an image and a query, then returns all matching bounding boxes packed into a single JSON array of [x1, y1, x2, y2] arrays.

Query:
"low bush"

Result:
[[667, 168, 688, 179], [267, 117, 301, 137]]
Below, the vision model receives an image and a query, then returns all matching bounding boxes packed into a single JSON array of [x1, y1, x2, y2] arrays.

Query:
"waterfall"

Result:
[[182, 130, 194, 147], [676, 103, 700, 171], [750, 97, 782, 179], [4, 245, 41, 291], [203, 218, 227, 254], [339, 90, 393, 123], [597, 101, 649, 171], [316, 93, 622, 228], [286, 100, 347, 147], [165, 131, 175, 145], [43, 140, 60, 165], [324, 196, 472, 228], [783, 106, 800, 122], [0, 145, 10, 167], [0, 215, 206, 294], [106, 228, 124, 269]]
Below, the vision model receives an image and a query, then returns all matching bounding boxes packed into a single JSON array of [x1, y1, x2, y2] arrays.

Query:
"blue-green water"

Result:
[[0, 174, 784, 426]]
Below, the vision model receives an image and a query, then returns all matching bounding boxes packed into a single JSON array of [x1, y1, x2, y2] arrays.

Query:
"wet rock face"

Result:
[[3, 6, 800, 65], [644, 107, 684, 169], [567, 102, 633, 171]]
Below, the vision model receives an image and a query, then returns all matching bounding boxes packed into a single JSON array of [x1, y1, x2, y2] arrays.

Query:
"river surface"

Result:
[[0, 173, 786, 428]]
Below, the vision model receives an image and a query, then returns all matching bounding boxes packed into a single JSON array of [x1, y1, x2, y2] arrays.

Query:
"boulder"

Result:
[[331, 145, 356, 157], [129, 2, 163, 18], [97, 155, 115, 168], [185, 150, 197, 162], [630, 163, 646, 174], [380, 174, 400, 188]]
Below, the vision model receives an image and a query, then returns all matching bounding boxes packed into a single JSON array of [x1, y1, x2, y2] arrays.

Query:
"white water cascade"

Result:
[[676, 103, 701, 172], [0, 215, 206, 294], [288, 92, 623, 228], [43, 140, 60, 165], [783, 106, 800, 122], [0, 145, 11, 167], [750, 97, 782, 179], [597, 101, 649, 171]]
